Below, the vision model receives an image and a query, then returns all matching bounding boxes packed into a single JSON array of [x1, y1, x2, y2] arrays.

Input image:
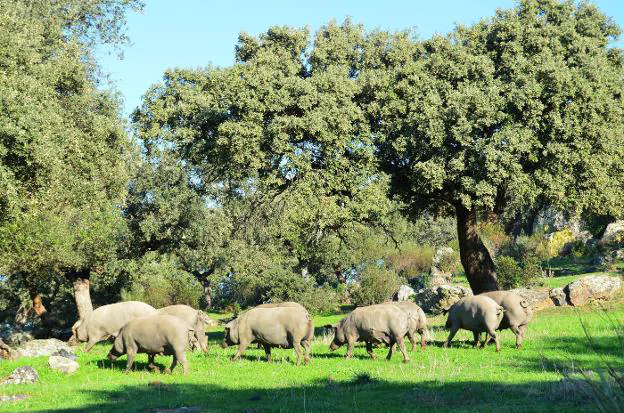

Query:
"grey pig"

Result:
[[107, 314, 194, 374], [72, 301, 157, 352], [222, 306, 312, 365], [384, 301, 428, 350], [480, 291, 532, 348], [443, 295, 505, 352], [157, 304, 214, 352], [325, 304, 411, 363]]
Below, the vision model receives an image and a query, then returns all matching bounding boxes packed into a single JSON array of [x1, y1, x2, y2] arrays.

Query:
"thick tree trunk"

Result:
[[455, 205, 500, 294], [73, 277, 93, 320]]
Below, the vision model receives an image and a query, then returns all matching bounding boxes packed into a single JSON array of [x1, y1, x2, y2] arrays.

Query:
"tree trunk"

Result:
[[73, 277, 93, 320], [455, 205, 500, 294], [201, 279, 212, 309]]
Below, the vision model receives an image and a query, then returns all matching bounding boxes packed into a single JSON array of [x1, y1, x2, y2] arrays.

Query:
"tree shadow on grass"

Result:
[[38, 374, 596, 413]]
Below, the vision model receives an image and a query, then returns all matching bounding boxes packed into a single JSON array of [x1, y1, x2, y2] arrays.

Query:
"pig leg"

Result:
[[406, 331, 417, 352], [293, 341, 303, 366], [170, 348, 188, 374], [84, 338, 98, 353], [345, 338, 355, 359], [385, 338, 395, 360], [419, 329, 427, 350], [365, 341, 376, 359], [232, 340, 250, 361], [473, 331, 482, 348], [262, 344, 272, 363], [147, 354, 160, 373], [510, 325, 523, 349], [302, 340, 310, 365], [487, 327, 500, 352], [395, 336, 410, 363], [124, 347, 137, 373], [443, 324, 460, 348]]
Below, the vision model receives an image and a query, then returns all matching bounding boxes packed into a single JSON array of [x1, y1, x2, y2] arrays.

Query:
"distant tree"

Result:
[[0, 0, 142, 323], [372, 0, 624, 292], [132, 21, 394, 289]]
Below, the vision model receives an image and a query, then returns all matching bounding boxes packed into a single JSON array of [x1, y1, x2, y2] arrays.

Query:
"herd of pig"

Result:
[[68, 291, 532, 374]]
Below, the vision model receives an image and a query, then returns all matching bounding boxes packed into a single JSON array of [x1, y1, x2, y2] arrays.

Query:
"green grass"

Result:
[[0, 303, 622, 412]]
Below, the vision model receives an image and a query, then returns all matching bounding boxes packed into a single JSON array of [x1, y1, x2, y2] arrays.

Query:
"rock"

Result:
[[48, 355, 79, 374], [593, 254, 612, 266], [0, 338, 16, 360], [396, 285, 416, 301], [600, 220, 624, 244], [7, 331, 34, 347], [549, 287, 568, 306], [15, 338, 75, 358], [564, 275, 622, 306], [509, 288, 554, 311], [612, 249, 624, 260], [0, 394, 29, 403], [0, 366, 39, 385], [414, 285, 473, 315], [51, 348, 77, 361]]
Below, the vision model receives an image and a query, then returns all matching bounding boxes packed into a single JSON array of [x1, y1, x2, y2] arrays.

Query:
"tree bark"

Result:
[[73, 276, 93, 320], [455, 205, 500, 294]]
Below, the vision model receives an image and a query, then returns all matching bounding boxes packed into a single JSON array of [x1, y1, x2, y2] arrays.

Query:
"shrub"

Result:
[[120, 253, 203, 308], [350, 266, 402, 307], [386, 244, 434, 279], [496, 256, 523, 289], [496, 255, 542, 289]]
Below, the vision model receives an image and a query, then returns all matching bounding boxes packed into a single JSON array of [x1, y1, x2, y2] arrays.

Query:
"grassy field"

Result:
[[0, 297, 622, 412]]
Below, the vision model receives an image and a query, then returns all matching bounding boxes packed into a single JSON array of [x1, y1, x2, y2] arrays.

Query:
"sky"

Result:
[[98, 0, 624, 117]]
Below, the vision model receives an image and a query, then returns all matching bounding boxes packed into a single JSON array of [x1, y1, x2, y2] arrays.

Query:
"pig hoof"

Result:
[[164, 368, 171, 374], [402, 359, 410, 364]]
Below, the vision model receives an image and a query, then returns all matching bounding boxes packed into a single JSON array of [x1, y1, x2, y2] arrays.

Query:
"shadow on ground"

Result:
[[38, 374, 596, 413]]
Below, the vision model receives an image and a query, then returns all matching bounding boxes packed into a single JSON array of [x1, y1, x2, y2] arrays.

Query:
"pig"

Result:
[[72, 301, 157, 352], [156, 304, 214, 352], [325, 304, 411, 363], [107, 314, 194, 374], [480, 291, 532, 348], [443, 295, 505, 352], [384, 301, 428, 350], [256, 302, 307, 311], [222, 306, 313, 365]]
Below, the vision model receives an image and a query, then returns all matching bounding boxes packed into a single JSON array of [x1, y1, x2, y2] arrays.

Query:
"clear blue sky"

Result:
[[98, 0, 624, 117]]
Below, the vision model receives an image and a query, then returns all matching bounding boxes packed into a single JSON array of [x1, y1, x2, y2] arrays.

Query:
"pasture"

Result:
[[0, 300, 622, 412]]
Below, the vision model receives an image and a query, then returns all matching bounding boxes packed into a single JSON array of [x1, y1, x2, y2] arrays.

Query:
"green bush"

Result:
[[120, 253, 203, 308], [496, 256, 523, 289], [259, 268, 340, 314], [350, 266, 402, 307], [496, 255, 542, 289]]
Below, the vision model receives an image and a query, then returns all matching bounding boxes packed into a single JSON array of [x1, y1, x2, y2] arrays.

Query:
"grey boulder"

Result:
[[48, 355, 79, 374], [564, 275, 622, 306], [415, 285, 472, 315], [1, 366, 39, 385], [15, 338, 75, 358]]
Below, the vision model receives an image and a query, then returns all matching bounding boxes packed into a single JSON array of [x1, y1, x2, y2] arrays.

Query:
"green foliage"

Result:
[[386, 243, 434, 280], [350, 266, 402, 307], [120, 253, 203, 308], [496, 255, 542, 289], [0, 0, 140, 316], [496, 256, 523, 290]]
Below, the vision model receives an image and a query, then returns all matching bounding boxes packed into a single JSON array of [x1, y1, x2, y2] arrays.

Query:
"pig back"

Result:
[[87, 301, 157, 337], [240, 307, 311, 346], [481, 291, 531, 329], [121, 314, 193, 354], [157, 305, 201, 327], [349, 304, 409, 341]]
